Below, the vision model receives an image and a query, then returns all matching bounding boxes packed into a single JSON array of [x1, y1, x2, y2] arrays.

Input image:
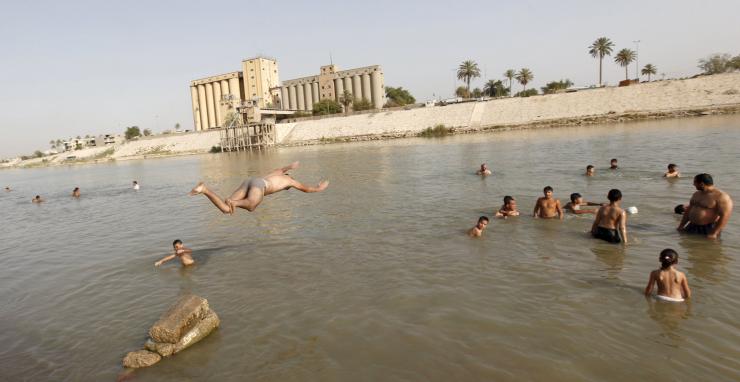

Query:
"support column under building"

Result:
[[312, 82, 319, 103], [197, 85, 209, 130], [353, 75, 363, 101], [228, 78, 240, 100], [205, 83, 216, 128], [190, 86, 201, 131], [362, 74, 372, 102], [289, 86, 297, 110], [344, 77, 353, 98], [334, 78, 344, 102], [281, 87, 290, 109], [304, 83, 314, 111], [371, 71, 383, 108], [296, 84, 305, 110], [213, 81, 223, 126]]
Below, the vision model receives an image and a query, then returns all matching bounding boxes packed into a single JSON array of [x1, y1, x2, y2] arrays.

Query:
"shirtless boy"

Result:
[[610, 159, 618, 170], [533, 186, 563, 219], [644, 249, 691, 302], [4, 186, 10, 192], [476, 164, 492, 176], [72, 187, 81, 198], [468, 216, 489, 237], [564, 193, 603, 214], [155, 239, 194, 267], [664, 164, 680, 178], [496, 196, 519, 218], [190, 161, 329, 214], [32, 195, 44, 203], [677, 173, 733, 239], [591, 189, 627, 244], [585, 165, 594, 177]]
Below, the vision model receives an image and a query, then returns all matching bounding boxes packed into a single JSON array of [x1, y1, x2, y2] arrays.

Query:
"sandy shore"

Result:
[[4, 73, 740, 169]]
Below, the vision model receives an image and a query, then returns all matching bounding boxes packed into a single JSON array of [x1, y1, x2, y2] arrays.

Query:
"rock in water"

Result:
[[172, 309, 220, 354], [122, 350, 161, 368], [149, 294, 209, 343], [144, 338, 176, 357]]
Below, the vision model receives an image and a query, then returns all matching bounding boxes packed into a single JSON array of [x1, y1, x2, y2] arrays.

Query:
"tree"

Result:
[[34, 150, 44, 158], [223, 112, 241, 127], [457, 60, 481, 94], [49, 140, 55, 149], [142, 128, 152, 136], [471, 88, 483, 98], [731, 54, 740, 71], [352, 98, 373, 111], [614, 48, 636, 80], [514, 89, 539, 97], [124, 126, 141, 140], [541, 79, 574, 94], [504, 69, 516, 95], [455, 86, 470, 98], [339, 90, 354, 114], [385, 86, 416, 107], [589, 37, 615, 86], [698, 53, 732, 75], [483, 79, 508, 97], [515, 68, 534, 93], [174, 123, 181, 131], [312, 99, 342, 115], [641, 64, 657, 81]]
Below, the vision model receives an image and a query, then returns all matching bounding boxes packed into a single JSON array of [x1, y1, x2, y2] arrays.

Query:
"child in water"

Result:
[[496, 196, 520, 218], [154, 239, 194, 267], [644, 249, 691, 302], [468, 216, 489, 237]]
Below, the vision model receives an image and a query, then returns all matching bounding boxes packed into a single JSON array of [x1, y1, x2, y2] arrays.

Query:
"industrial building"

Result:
[[189, 57, 385, 131]]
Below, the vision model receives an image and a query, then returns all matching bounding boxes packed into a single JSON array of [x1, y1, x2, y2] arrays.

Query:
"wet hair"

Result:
[[73, 187, 79, 191], [668, 163, 677, 170], [172, 239, 183, 247], [503, 195, 515, 204], [543, 186, 553, 193], [570, 192, 581, 203], [607, 189, 622, 202], [586, 165, 594, 170], [674, 204, 685, 214], [35, 195, 40, 199], [694, 173, 713, 186], [133, 180, 138, 184], [478, 216, 489, 223], [610, 158, 618, 163], [660, 248, 678, 269]]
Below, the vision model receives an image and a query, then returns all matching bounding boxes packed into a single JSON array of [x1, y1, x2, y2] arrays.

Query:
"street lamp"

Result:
[[633, 40, 641, 81]]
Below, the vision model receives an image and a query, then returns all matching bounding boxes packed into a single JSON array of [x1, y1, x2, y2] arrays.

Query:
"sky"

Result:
[[1, 0, 739, 157]]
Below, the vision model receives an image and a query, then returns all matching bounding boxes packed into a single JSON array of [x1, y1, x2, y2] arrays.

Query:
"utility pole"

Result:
[[633, 40, 641, 81]]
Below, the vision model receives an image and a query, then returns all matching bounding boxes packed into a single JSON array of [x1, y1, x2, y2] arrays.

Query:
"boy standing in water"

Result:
[[664, 164, 680, 178], [585, 165, 595, 177], [468, 216, 489, 237], [496, 196, 519, 218], [533, 186, 563, 219], [155, 239, 194, 267], [644, 249, 691, 302], [610, 159, 619, 170], [591, 189, 627, 244]]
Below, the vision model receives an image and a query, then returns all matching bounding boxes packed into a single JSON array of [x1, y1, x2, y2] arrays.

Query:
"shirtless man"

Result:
[[31, 195, 44, 203], [644, 249, 691, 302], [132, 181, 140, 191], [496, 196, 519, 218], [4, 186, 10, 192], [591, 189, 627, 244], [190, 161, 329, 214], [677, 173, 733, 239], [154, 239, 194, 267], [610, 158, 619, 170], [664, 164, 680, 178], [468, 216, 489, 237], [476, 163, 492, 176], [585, 165, 594, 177], [533, 186, 563, 219], [564, 193, 603, 214], [72, 187, 81, 198]]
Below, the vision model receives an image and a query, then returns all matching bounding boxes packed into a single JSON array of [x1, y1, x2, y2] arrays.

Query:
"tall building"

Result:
[[280, 64, 385, 112]]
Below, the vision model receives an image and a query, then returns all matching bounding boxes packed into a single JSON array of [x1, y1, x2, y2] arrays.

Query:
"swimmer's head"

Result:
[[610, 159, 618, 168], [570, 192, 582, 203], [172, 239, 183, 249], [477, 216, 489, 229], [543, 186, 553, 197], [480, 163, 488, 170], [34, 195, 40, 199], [693, 173, 713, 190], [668, 163, 677, 171], [660, 248, 678, 269], [607, 189, 622, 202], [73, 187, 79, 192], [503, 195, 515, 207], [586, 165, 594, 175], [133, 180, 138, 185], [674, 204, 686, 215]]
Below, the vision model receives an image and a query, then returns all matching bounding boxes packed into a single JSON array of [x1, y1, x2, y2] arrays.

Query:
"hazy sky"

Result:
[[1, 0, 739, 157]]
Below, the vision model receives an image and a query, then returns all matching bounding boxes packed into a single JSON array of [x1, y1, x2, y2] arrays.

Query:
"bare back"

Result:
[[650, 268, 688, 300], [595, 205, 624, 229]]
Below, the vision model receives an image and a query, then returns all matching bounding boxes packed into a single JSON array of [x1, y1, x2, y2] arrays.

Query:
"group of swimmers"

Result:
[[10, 181, 141, 203], [469, 159, 733, 302]]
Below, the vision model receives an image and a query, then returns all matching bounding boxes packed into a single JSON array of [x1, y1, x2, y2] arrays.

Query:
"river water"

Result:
[[1, 115, 739, 381]]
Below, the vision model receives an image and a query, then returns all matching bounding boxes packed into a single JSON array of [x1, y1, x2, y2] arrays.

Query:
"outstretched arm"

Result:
[[155, 254, 176, 267], [290, 179, 329, 193], [644, 271, 656, 296], [708, 194, 733, 239]]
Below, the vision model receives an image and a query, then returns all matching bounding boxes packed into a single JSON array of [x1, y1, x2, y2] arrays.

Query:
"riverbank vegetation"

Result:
[[418, 124, 452, 137]]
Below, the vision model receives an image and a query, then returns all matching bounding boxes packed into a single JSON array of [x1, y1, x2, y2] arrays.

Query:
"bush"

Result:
[[418, 124, 453, 137], [515, 89, 539, 97], [312, 99, 343, 115], [34, 150, 44, 158], [385, 86, 416, 106], [541, 79, 573, 94], [352, 98, 373, 111], [124, 126, 141, 140], [210, 146, 221, 153], [142, 128, 152, 136]]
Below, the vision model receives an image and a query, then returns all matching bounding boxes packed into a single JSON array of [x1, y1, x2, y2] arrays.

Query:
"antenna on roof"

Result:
[[330, 53, 333, 65]]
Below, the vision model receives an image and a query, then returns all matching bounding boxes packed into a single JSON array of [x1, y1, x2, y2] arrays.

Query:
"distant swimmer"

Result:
[[468, 216, 489, 237], [132, 181, 140, 190], [610, 158, 619, 170], [155, 239, 194, 267], [72, 187, 80, 198], [677, 173, 733, 239], [496, 196, 520, 218], [644, 249, 691, 302], [533, 186, 563, 219], [190, 161, 329, 214], [591, 189, 627, 244], [664, 163, 680, 178], [585, 165, 594, 177], [564, 193, 603, 214], [674, 204, 688, 215], [476, 163, 492, 176], [32, 195, 44, 203], [4, 186, 10, 192]]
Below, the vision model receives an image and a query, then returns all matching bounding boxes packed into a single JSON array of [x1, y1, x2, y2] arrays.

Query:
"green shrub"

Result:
[[312, 99, 343, 115], [352, 98, 373, 111], [418, 124, 453, 137], [210, 146, 221, 153]]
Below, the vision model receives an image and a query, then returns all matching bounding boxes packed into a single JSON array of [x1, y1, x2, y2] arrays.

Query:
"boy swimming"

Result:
[[154, 239, 194, 267], [495, 196, 519, 218], [476, 164, 492, 176], [591, 189, 627, 244], [664, 163, 680, 178], [564, 193, 603, 214], [644, 249, 691, 302], [585, 165, 594, 176], [468, 216, 489, 237]]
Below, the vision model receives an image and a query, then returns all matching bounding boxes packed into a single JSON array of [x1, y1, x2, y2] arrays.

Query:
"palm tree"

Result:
[[339, 90, 353, 114], [641, 63, 657, 82], [483, 80, 498, 97], [588, 37, 615, 86], [614, 48, 637, 80], [457, 60, 481, 95], [504, 69, 516, 95], [174, 123, 181, 132], [515, 68, 534, 93]]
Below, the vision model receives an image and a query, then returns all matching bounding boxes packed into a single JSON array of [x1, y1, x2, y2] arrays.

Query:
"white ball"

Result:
[[626, 206, 638, 214]]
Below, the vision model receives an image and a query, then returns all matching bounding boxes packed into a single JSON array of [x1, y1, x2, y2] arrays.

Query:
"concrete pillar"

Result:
[[312, 82, 319, 103], [296, 84, 305, 110], [190, 86, 201, 131], [213, 81, 223, 126], [304, 83, 313, 111], [344, 77, 353, 98], [197, 85, 208, 130], [289, 85, 297, 111], [281, 87, 290, 109], [362, 74, 372, 102], [221, 80, 230, 99], [371, 71, 383, 109], [353, 75, 362, 101], [205, 83, 216, 128], [228, 78, 240, 100], [334, 78, 344, 102]]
